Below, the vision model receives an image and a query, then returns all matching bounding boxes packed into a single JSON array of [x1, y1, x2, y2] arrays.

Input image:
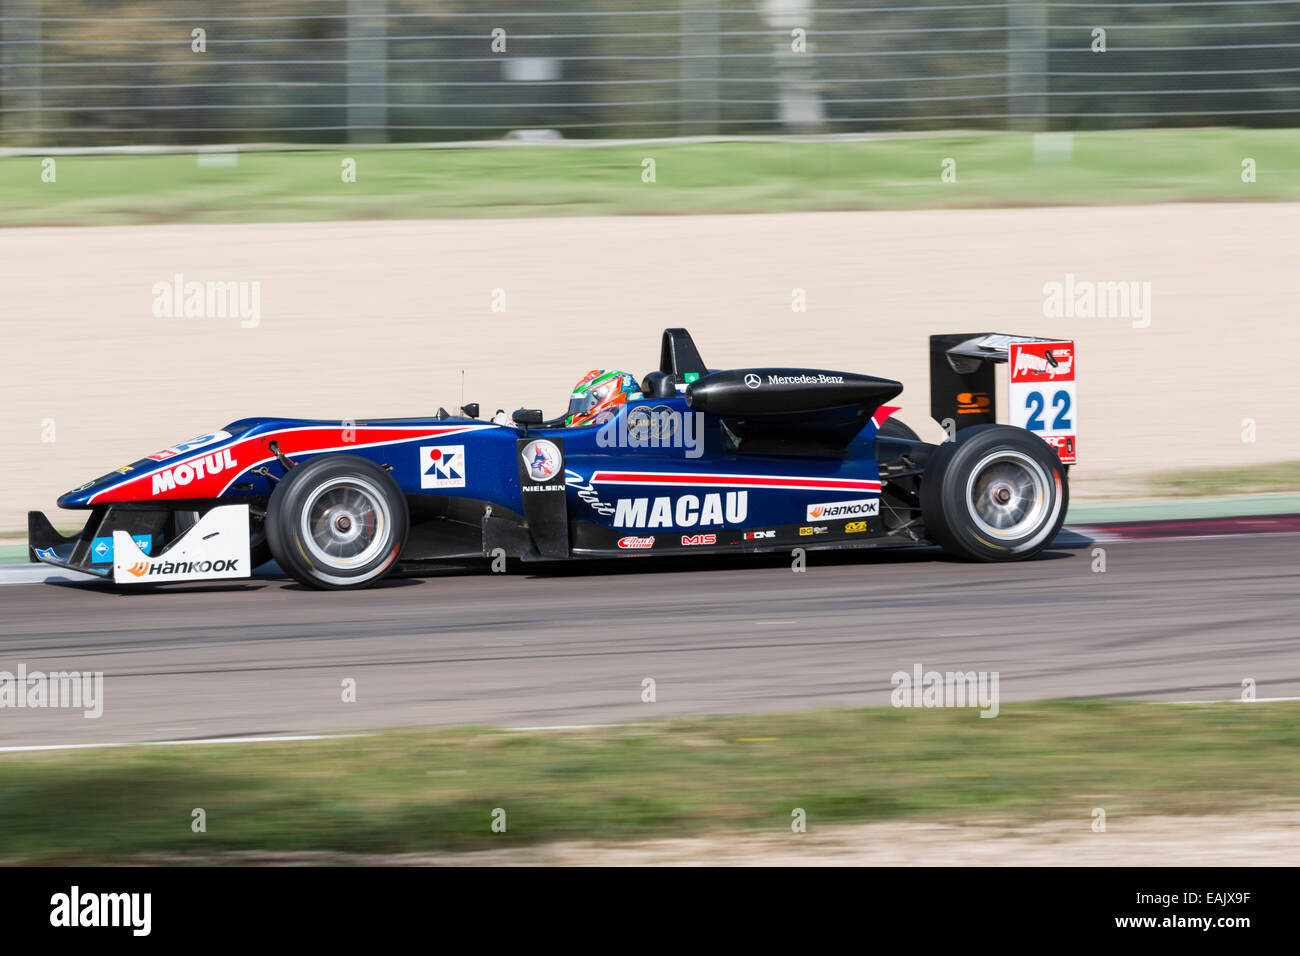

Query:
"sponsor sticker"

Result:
[[625, 404, 679, 443], [613, 492, 747, 529], [521, 439, 562, 482], [420, 445, 466, 489], [566, 469, 616, 516], [617, 536, 654, 549], [743, 530, 775, 540], [34, 546, 57, 561], [146, 431, 232, 463], [845, 521, 868, 534], [765, 373, 845, 386], [799, 526, 828, 536], [91, 534, 152, 564], [681, 534, 716, 546], [1010, 341, 1075, 383], [124, 558, 241, 578], [806, 498, 879, 521], [151, 448, 239, 496]]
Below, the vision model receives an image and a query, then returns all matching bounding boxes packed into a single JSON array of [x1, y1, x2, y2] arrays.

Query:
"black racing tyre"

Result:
[[265, 455, 409, 590], [877, 416, 921, 442], [247, 509, 272, 569], [919, 424, 1068, 561]]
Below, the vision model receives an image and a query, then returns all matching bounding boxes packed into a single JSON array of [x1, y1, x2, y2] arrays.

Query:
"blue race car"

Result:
[[28, 329, 1072, 590]]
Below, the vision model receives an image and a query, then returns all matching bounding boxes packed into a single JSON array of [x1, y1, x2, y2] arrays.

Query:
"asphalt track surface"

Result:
[[1, 532, 1297, 747]]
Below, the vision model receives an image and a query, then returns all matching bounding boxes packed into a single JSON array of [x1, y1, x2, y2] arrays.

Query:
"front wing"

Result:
[[29, 505, 252, 584]]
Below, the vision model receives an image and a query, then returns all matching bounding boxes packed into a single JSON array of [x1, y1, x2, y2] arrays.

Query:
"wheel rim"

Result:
[[300, 476, 390, 570], [965, 450, 1051, 539]]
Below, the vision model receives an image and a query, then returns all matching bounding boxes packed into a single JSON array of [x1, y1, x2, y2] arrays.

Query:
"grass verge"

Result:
[[1148, 461, 1300, 498], [3, 700, 1298, 863], [2, 128, 1297, 227]]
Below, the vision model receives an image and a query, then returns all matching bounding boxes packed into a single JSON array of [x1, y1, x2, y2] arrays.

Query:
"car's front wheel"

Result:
[[266, 455, 409, 590], [919, 424, 1067, 561]]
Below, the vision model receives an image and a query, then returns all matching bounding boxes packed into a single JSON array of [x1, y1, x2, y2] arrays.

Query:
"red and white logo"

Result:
[[152, 448, 238, 496], [681, 533, 716, 546], [1010, 342, 1075, 383], [617, 536, 655, 549], [1042, 435, 1078, 462]]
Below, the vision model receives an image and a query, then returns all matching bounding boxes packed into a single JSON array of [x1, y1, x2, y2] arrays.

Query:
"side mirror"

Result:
[[513, 409, 543, 425], [461, 403, 480, 419]]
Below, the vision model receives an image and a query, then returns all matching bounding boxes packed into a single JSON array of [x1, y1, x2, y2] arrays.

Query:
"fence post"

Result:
[[2, 0, 42, 145], [765, 0, 823, 132], [679, 0, 720, 136], [1007, 0, 1048, 131], [347, 0, 387, 143]]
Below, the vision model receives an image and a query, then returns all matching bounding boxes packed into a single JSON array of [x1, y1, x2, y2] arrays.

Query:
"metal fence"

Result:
[[3, 0, 1298, 146]]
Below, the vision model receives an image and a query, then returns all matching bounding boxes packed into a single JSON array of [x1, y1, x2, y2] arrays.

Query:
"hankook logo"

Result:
[[806, 498, 880, 521], [131, 558, 241, 576]]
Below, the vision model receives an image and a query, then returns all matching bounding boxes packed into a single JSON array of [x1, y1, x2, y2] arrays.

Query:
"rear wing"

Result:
[[930, 333, 1077, 464]]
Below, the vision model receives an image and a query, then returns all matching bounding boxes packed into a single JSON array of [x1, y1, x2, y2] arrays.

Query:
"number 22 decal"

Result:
[[1024, 390, 1072, 431]]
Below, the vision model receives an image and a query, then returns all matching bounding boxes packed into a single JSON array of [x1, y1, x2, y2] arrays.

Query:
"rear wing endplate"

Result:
[[930, 333, 1077, 464]]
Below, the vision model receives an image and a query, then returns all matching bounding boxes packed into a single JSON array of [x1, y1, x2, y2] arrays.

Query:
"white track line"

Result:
[[6, 700, 1297, 754], [1, 727, 609, 754], [502, 723, 625, 732], [1167, 697, 1300, 705], [0, 565, 102, 586], [0, 732, 372, 754]]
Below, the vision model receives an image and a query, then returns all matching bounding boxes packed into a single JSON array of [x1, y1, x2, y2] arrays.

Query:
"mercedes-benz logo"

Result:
[[744, 373, 761, 389]]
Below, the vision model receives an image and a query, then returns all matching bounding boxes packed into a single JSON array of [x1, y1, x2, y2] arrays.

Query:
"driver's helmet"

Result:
[[566, 369, 638, 427]]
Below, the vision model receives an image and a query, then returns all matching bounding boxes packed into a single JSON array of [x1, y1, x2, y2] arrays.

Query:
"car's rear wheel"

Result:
[[919, 424, 1067, 561], [876, 416, 921, 442], [266, 455, 409, 590]]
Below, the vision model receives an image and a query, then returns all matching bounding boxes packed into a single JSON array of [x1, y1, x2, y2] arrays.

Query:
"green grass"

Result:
[[1149, 461, 1300, 498], [3, 700, 1298, 863], [3, 128, 1297, 226]]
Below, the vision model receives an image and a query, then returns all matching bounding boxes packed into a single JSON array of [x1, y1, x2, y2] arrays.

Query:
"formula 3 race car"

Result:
[[29, 329, 1077, 590]]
